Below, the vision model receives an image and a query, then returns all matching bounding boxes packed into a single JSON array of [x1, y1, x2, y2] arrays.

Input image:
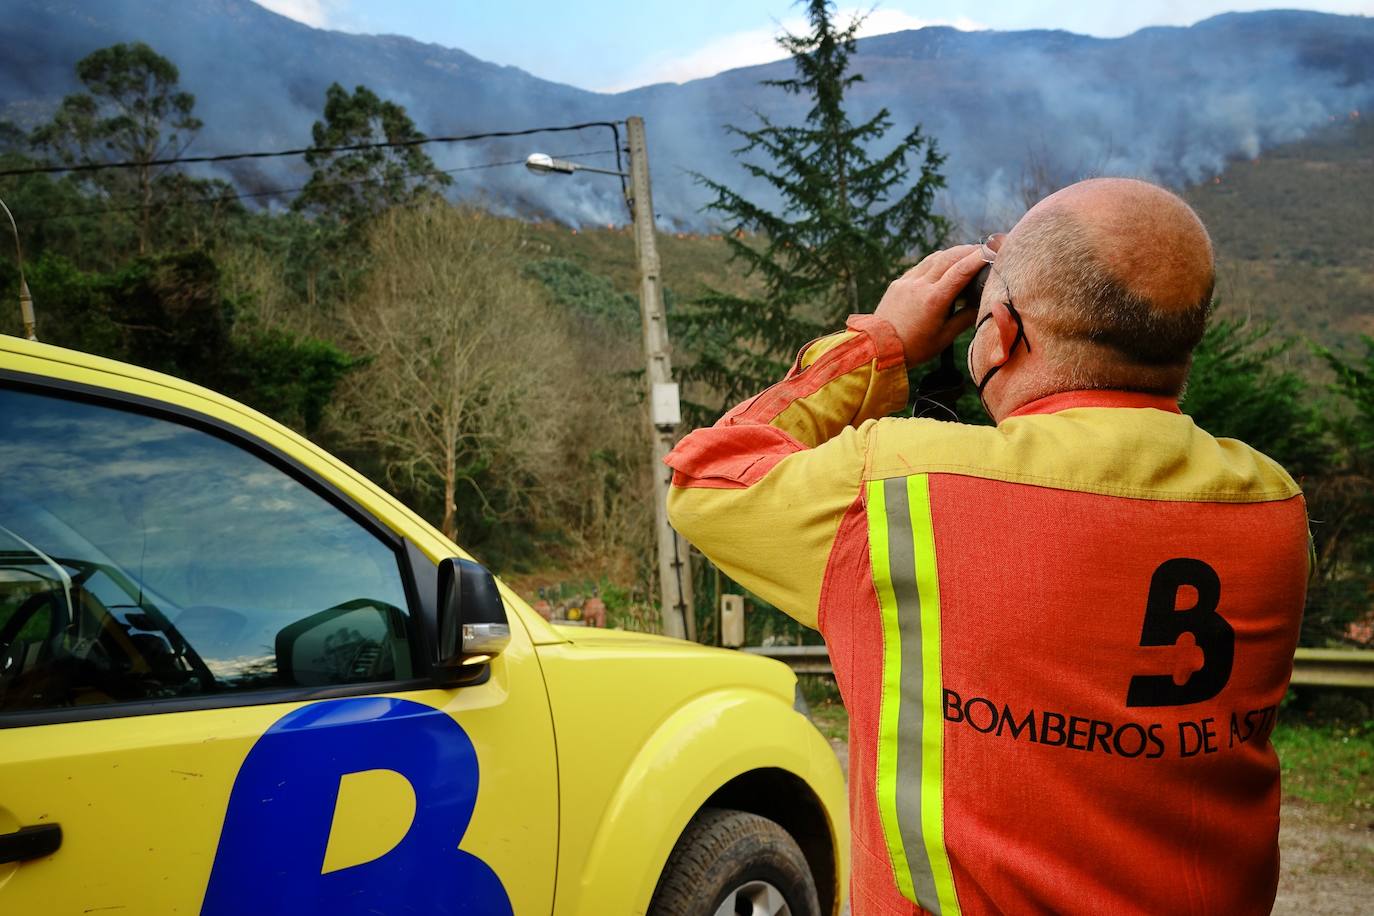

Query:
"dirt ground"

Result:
[[1272, 799, 1374, 915], [826, 738, 1374, 915]]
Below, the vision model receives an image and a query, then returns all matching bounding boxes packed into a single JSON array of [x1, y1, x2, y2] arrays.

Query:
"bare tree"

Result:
[[333, 202, 569, 541], [1019, 136, 1118, 211]]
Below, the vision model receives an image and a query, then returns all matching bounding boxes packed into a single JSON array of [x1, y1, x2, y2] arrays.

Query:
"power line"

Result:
[[30, 149, 618, 224], [0, 121, 624, 178]]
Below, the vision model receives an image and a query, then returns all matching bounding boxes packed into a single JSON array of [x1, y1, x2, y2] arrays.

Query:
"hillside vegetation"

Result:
[[1186, 115, 1373, 347], [523, 222, 755, 303], [535, 114, 1374, 365]]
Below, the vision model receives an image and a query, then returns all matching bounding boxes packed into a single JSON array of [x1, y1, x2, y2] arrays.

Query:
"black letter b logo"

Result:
[[1126, 558, 1234, 707]]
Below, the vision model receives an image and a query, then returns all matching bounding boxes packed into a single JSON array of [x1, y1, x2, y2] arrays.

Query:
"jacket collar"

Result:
[[1007, 389, 1182, 419]]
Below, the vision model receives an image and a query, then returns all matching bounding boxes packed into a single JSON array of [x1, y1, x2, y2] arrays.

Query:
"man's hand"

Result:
[[874, 244, 986, 366]]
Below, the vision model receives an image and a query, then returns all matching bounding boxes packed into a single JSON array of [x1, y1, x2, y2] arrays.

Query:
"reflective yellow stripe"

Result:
[[909, 474, 960, 916], [868, 475, 961, 912], [867, 478, 918, 903]]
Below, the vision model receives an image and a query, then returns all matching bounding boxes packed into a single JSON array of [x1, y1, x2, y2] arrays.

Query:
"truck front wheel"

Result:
[[649, 807, 822, 916]]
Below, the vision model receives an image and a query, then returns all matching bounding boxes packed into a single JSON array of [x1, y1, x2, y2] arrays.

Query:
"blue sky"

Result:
[[255, 1, 1374, 92]]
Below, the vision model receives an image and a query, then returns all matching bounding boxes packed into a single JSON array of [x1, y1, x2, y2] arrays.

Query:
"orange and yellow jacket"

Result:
[[666, 314, 1309, 916]]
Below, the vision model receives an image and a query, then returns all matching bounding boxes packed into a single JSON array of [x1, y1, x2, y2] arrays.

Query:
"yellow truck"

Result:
[[0, 335, 848, 915]]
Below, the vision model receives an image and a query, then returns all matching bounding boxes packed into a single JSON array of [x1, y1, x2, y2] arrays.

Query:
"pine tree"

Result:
[[294, 83, 452, 225], [680, 0, 949, 420], [30, 42, 204, 255]]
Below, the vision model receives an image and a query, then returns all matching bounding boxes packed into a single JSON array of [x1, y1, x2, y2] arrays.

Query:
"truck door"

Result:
[[0, 380, 557, 914]]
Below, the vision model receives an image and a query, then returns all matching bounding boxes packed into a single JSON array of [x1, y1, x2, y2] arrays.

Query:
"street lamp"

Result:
[[0, 195, 36, 341], [526, 116, 695, 642], [524, 153, 627, 179]]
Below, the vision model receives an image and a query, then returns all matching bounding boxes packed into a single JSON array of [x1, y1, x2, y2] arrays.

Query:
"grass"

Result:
[[798, 674, 848, 743], [809, 701, 849, 743], [1273, 715, 1374, 818]]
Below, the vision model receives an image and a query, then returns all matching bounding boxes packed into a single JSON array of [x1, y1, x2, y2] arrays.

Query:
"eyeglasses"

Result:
[[974, 232, 1031, 359], [914, 234, 1031, 421], [979, 233, 1003, 266]]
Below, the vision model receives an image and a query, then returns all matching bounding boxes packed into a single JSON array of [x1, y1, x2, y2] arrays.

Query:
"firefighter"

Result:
[[666, 178, 1308, 915]]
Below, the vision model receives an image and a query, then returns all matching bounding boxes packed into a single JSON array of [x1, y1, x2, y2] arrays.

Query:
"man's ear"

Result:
[[986, 301, 1021, 365]]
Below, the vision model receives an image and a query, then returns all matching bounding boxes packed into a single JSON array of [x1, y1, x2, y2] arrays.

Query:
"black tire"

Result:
[[649, 806, 822, 916]]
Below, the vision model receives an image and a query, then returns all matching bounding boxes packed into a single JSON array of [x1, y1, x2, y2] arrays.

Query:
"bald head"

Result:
[[995, 178, 1215, 393]]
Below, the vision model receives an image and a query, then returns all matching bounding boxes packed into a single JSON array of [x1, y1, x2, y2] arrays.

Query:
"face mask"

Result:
[[966, 305, 1031, 418]]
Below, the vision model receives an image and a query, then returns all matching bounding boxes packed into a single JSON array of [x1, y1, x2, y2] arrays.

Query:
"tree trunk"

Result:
[[830, 116, 859, 314], [138, 163, 152, 255], [442, 440, 458, 542]]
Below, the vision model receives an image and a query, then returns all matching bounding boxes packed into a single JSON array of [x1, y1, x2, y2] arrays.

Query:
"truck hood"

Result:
[[550, 626, 691, 649], [541, 626, 797, 704]]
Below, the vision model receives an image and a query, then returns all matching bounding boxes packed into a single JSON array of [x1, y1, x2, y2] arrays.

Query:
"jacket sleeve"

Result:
[[665, 314, 909, 629]]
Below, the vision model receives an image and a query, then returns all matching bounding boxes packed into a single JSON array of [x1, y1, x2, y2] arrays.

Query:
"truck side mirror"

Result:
[[434, 558, 510, 685]]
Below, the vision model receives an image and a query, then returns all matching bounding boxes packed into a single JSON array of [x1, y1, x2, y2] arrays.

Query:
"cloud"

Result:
[[597, 8, 986, 93], [252, 0, 335, 28]]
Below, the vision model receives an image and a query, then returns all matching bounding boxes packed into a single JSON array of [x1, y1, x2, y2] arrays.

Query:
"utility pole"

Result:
[[0, 196, 36, 341], [624, 116, 695, 641]]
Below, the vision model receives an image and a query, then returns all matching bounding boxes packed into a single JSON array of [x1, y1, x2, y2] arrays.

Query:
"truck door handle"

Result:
[[0, 823, 62, 864]]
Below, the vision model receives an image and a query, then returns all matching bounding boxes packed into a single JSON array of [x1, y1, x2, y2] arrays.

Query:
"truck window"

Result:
[[0, 386, 415, 713]]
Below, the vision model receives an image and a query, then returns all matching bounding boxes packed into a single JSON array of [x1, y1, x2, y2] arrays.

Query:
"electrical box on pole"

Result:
[[650, 383, 681, 428], [720, 595, 746, 649], [625, 115, 695, 641]]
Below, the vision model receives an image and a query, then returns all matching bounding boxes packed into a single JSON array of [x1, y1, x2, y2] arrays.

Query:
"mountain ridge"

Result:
[[1, 2, 1371, 228]]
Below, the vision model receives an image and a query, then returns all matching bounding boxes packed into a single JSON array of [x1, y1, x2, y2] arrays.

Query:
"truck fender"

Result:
[[565, 685, 846, 915]]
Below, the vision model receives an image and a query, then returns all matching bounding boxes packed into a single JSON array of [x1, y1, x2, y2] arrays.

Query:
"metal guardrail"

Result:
[[743, 645, 1374, 689], [1290, 648, 1374, 688], [742, 645, 834, 675]]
